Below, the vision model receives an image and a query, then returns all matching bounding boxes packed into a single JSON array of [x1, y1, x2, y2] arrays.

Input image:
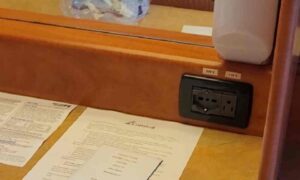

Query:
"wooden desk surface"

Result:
[[0, 2, 260, 179], [0, 107, 262, 180]]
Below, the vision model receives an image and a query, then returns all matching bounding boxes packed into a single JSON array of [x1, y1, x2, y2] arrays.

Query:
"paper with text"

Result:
[[71, 146, 162, 180], [182, 25, 213, 36], [0, 92, 75, 167], [24, 108, 203, 180]]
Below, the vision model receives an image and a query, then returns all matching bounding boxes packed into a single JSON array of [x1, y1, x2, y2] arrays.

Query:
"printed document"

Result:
[[0, 92, 75, 167], [24, 108, 203, 180], [71, 146, 162, 180]]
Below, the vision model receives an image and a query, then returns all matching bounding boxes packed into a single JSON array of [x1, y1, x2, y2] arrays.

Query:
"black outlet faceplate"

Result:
[[179, 75, 253, 128]]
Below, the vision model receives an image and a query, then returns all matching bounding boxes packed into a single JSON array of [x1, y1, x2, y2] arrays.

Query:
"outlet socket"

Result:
[[192, 88, 222, 115], [220, 93, 237, 118], [180, 75, 253, 128], [192, 88, 237, 118]]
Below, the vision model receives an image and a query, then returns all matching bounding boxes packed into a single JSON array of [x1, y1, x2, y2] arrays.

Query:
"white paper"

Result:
[[0, 92, 75, 167], [24, 108, 203, 180], [71, 146, 162, 180], [182, 25, 213, 36]]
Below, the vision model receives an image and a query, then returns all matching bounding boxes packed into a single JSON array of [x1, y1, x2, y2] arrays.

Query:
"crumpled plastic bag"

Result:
[[61, 0, 150, 24]]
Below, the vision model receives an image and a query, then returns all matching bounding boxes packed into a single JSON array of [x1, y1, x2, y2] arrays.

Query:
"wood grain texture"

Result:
[[0, 10, 271, 136], [0, 1, 269, 180], [0, 0, 215, 12], [279, 67, 300, 180], [279, 23, 300, 179], [182, 129, 262, 180], [259, 0, 300, 179], [152, 0, 214, 11], [0, 106, 262, 180]]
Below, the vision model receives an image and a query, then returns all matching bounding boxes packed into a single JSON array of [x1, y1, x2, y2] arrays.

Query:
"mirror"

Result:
[[0, 0, 214, 47]]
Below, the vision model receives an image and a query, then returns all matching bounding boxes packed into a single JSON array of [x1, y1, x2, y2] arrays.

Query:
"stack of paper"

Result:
[[0, 92, 75, 167], [24, 108, 203, 180], [71, 146, 162, 180]]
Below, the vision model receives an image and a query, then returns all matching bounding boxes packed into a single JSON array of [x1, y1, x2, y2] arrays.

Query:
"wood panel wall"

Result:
[[151, 0, 214, 11]]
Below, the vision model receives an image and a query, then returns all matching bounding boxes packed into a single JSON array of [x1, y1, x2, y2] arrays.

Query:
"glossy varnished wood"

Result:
[[280, 67, 300, 180], [279, 24, 300, 179], [152, 0, 214, 11], [0, 2, 270, 180], [259, 0, 300, 179], [0, 11, 271, 136]]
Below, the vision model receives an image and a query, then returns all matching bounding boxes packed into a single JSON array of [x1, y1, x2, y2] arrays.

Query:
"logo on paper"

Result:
[[125, 121, 155, 129]]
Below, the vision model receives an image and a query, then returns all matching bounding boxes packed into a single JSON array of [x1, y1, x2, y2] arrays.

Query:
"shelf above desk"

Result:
[[0, 0, 213, 43]]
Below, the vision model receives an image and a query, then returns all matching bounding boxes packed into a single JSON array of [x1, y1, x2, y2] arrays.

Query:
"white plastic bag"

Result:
[[61, 0, 150, 24]]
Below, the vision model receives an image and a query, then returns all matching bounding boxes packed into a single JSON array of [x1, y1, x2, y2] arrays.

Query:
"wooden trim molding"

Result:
[[279, 67, 300, 179], [259, 0, 300, 179], [152, 0, 214, 11], [278, 9, 300, 180]]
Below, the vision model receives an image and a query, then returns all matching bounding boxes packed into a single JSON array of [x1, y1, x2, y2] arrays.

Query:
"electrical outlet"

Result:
[[179, 75, 253, 128], [220, 93, 237, 118], [191, 88, 237, 118], [192, 88, 222, 115]]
